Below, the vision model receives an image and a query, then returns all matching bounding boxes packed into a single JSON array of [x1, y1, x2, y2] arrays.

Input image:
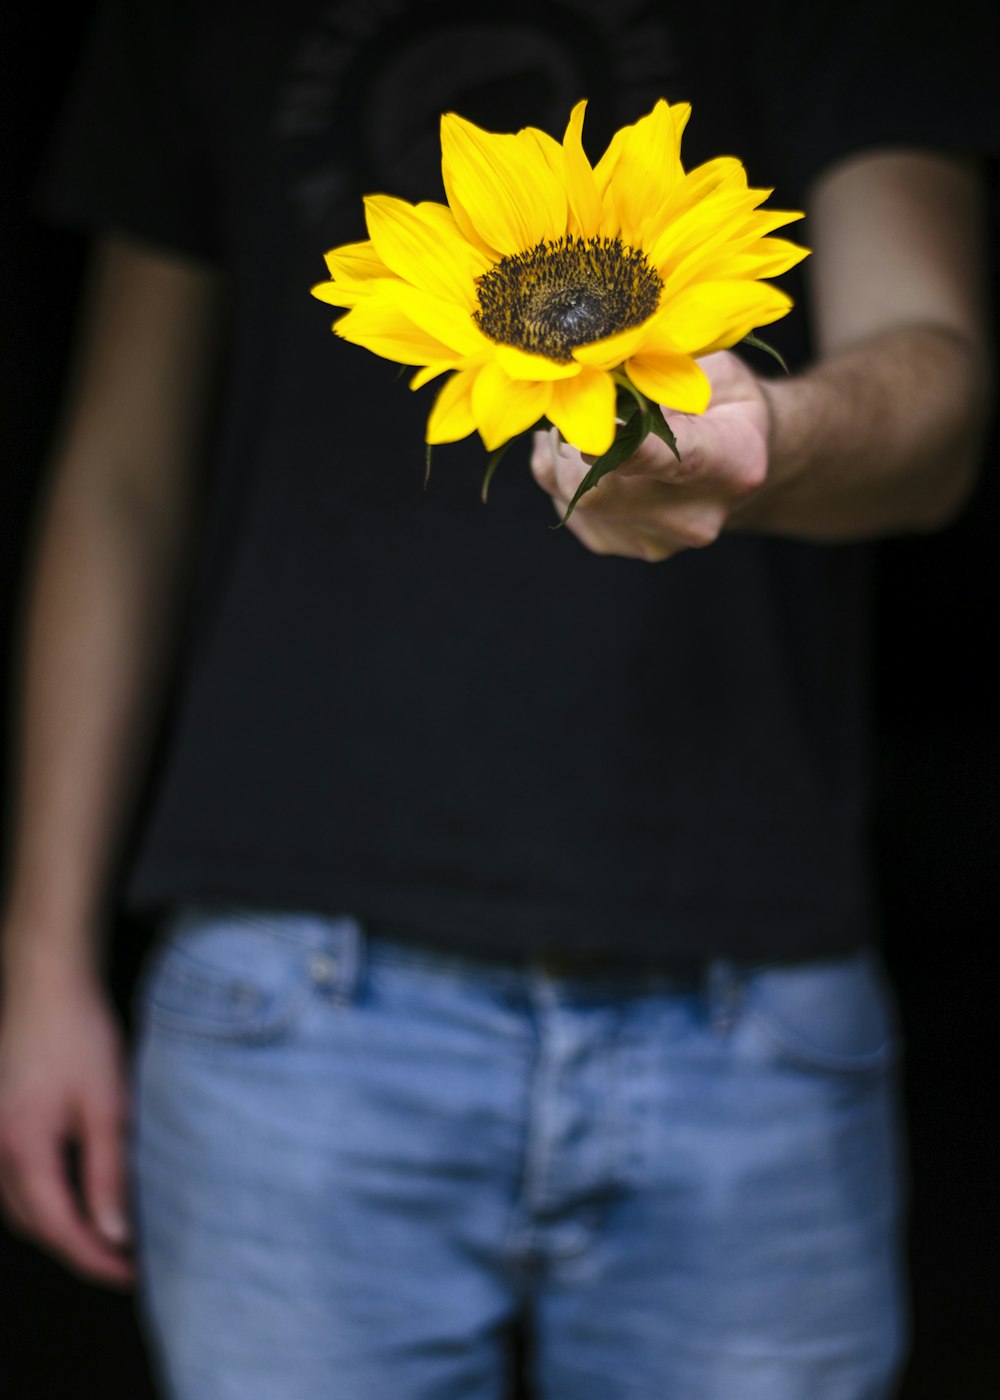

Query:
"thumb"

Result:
[[80, 1090, 132, 1247]]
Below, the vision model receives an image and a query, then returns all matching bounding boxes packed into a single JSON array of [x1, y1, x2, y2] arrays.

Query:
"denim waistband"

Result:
[[363, 917, 714, 980]]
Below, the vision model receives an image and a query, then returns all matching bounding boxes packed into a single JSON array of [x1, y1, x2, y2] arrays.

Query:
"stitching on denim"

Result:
[[741, 1006, 898, 1076], [144, 979, 315, 1044]]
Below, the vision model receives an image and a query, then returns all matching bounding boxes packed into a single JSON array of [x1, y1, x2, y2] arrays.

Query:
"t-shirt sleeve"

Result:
[[742, 0, 1000, 198], [35, 0, 222, 262]]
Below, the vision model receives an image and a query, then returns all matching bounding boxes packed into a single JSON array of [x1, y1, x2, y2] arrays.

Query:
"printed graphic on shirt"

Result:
[[274, 0, 681, 241]]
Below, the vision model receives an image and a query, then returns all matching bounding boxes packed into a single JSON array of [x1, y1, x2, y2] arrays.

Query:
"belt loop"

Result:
[[307, 915, 365, 1005], [706, 958, 743, 1033], [333, 916, 364, 1004]]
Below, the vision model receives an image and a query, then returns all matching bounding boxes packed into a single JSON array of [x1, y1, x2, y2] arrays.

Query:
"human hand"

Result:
[[0, 953, 134, 1287], [530, 350, 771, 561]]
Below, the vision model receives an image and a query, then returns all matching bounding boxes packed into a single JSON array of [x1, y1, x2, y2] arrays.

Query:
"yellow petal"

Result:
[[593, 125, 628, 198], [508, 123, 567, 241], [416, 200, 477, 237], [653, 281, 794, 355], [410, 362, 459, 391], [495, 345, 582, 381], [471, 362, 552, 451], [561, 100, 603, 239], [695, 236, 810, 282], [665, 209, 806, 294], [427, 368, 479, 444], [647, 184, 770, 276], [744, 207, 806, 237], [364, 196, 490, 307], [656, 157, 747, 225], [670, 102, 692, 145], [547, 367, 617, 456], [323, 239, 393, 283], [313, 239, 401, 308], [696, 301, 795, 356], [334, 299, 460, 366], [597, 180, 622, 239], [625, 353, 712, 414], [572, 319, 660, 371], [441, 112, 567, 257], [366, 282, 490, 357], [529, 126, 564, 176], [311, 278, 391, 309], [600, 100, 685, 244]]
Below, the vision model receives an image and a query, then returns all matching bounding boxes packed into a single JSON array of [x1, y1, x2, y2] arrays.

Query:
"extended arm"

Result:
[[532, 150, 993, 558], [0, 237, 225, 1283]]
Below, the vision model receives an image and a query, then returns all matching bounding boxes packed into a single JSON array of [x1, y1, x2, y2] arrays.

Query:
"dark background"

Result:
[[1, 6, 996, 1398]]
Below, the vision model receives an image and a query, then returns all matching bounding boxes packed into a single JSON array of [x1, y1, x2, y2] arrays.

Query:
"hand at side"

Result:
[[0, 950, 134, 1286]]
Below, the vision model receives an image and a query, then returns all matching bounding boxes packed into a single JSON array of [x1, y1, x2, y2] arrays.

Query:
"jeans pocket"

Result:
[[737, 949, 901, 1076], [138, 905, 321, 1045]]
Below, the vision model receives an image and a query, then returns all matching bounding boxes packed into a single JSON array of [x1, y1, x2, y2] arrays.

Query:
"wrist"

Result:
[[1, 900, 106, 989], [727, 371, 811, 531], [756, 372, 808, 491]]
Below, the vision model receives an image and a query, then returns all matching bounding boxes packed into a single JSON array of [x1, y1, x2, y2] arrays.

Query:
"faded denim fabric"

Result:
[[132, 906, 908, 1399]]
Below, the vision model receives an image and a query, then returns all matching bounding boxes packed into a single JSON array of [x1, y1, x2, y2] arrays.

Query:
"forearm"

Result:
[[1, 472, 196, 982], [0, 466, 186, 1288], [733, 323, 993, 542], [1, 238, 223, 987]]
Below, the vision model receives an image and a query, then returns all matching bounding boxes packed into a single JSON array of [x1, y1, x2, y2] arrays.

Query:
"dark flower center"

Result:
[[473, 235, 662, 363]]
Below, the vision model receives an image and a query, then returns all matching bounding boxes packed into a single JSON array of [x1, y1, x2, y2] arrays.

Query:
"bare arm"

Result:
[[739, 150, 992, 537], [531, 151, 993, 558], [0, 236, 225, 1283]]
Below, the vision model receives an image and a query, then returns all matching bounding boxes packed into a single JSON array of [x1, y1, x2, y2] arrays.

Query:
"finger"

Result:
[[80, 1092, 132, 1249], [543, 437, 611, 508], [6, 1132, 133, 1285], [566, 515, 682, 562], [553, 474, 722, 558], [698, 349, 758, 398], [544, 431, 677, 506], [552, 491, 682, 562], [547, 451, 688, 526], [530, 425, 560, 493], [615, 420, 701, 482], [544, 461, 641, 533]]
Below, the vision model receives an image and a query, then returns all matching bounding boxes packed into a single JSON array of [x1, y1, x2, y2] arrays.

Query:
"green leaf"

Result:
[[553, 410, 648, 528], [480, 439, 512, 503], [742, 332, 789, 374], [645, 404, 681, 461], [611, 371, 650, 420]]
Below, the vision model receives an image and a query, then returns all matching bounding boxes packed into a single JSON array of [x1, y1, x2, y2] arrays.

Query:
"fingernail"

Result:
[[98, 1209, 131, 1244]]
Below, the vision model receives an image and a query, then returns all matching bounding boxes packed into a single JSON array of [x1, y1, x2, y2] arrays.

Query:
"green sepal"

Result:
[[611, 370, 680, 459], [645, 404, 681, 460], [480, 440, 512, 503], [553, 408, 648, 528], [611, 371, 650, 421], [552, 372, 684, 526], [480, 418, 549, 502], [742, 332, 789, 374], [424, 443, 433, 489]]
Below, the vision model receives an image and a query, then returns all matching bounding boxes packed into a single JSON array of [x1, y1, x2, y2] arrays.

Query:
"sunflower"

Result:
[[311, 99, 808, 460]]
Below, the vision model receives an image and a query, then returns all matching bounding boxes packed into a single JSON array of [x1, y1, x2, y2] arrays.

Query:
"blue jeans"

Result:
[[131, 905, 908, 1399]]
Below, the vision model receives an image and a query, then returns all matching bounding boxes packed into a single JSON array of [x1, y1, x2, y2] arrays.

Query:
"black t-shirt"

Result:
[[37, 0, 998, 961]]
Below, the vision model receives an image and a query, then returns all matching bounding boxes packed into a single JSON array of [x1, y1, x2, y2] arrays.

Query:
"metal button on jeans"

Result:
[[308, 951, 338, 987]]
